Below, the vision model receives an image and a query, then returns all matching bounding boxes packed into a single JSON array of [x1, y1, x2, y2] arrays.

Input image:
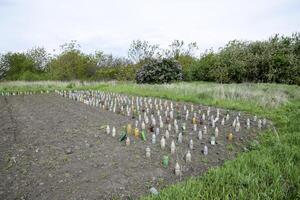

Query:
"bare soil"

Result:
[[0, 93, 262, 200]]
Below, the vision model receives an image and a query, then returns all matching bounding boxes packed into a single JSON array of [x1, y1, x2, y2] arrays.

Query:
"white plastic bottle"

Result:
[[186, 150, 191, 163], [160, 137, 166, 149], [171, 140, 176, 154]]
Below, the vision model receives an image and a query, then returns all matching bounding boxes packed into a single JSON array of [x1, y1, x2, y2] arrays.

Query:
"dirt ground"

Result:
[[0, 93, 263, 200]]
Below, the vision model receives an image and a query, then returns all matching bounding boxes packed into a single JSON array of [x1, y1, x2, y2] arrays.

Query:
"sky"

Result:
[[0, 0, 299, 57]]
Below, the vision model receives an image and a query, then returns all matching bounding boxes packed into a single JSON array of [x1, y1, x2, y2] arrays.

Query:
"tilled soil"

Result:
[[0, 94, 262, 200]]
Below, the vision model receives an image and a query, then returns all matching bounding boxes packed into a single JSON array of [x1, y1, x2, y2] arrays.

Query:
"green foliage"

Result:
[[188, 33, 300, 84], [48, 50, 93, 80], [26, 47, 50, 71], [93, 65, 137, 81], [0, 52, 39, 80], [128, 40, 160, 63], [18, 71, 48, 81], [189, 52, 217, 82], [164, 40, 198, 59], [176, 55, 195, 81], [136, 59, 183, 84], [48, 41, 96, 80], [1, 33, 299, 84]]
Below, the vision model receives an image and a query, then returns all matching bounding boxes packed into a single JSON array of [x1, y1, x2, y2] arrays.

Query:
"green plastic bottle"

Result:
[[141, 130, 147, 141]]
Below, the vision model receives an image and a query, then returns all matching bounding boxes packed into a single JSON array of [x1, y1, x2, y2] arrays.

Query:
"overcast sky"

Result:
[[0, 0, 299, 57]]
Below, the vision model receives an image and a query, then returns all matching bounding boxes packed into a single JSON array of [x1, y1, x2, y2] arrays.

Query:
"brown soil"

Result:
[[0, 93, 264, 200]]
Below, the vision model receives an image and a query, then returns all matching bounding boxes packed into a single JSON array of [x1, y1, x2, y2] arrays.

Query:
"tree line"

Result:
[[0, 33, 299, 84]]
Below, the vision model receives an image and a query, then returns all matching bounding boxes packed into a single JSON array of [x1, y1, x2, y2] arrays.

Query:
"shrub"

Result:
[[92, 65, 137, 81], [188, 53, 218, 82], [18, 71, 48, 81], [136, 58, 183, 84]]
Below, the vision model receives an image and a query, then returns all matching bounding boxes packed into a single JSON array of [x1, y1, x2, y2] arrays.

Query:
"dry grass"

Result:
[[1, 81, 298, 108]]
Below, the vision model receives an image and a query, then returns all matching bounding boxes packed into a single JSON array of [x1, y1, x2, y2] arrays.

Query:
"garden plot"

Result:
[[0, 91, 268, 199]]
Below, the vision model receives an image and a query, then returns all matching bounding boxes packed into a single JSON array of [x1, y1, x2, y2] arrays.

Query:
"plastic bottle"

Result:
[[162, 155, 169, 168], [160, 120, 164, 128], [142, 121, 146, 130], [221, 118, 225, 125], [215, 127, 219, 137], [175, 162, 181, 176], [247, 118, 250, 129], [178, 133, 183, 144], [235, 121, 240, 132], [160, 137, 166, 149], [186, 150, 191, 163], [112, 126, 116, 137], [171, 140, 176, 154], [165, 130, 170, 139], [156, 127, 160, 135], [258, 119, 262, 129], [146, 147, 151, 158], [168, 124, 172, 131], [127, 124, 132, 135], [192, 117, 196, 124], [189, 139, 194, 150], [204, 145, 208, 155], [134, 128, 139, 138], [106, 125, 110, 135], [203, 126, 207, 135], [226, 113, 230, 121], [141, 130, 146, 141], [211, 136, 216, 145], [126, 136, 130, 146], [227, 132, 233, 141], [198, 130, 203, 140], [193, 124, 197, 132], [152, 134, 156, 144]]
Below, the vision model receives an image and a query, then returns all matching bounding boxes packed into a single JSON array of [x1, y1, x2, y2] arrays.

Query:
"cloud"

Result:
[[0, 0, 299, 57]]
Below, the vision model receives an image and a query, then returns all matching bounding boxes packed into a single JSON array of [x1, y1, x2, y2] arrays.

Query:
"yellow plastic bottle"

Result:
[[227, 132, 233, 141], [134, 128, 139, 138], [127, 124, 132, 135], [192, 117, 196, 124]]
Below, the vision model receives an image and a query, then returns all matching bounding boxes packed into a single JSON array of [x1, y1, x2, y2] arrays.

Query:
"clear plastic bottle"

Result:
[[171, 140, 176, 154], [126, 136, 130, 146], [204, 145, 208, 155], [178, 132, 183, 144], [165, 130, 170, 139], [211, 136, 216, 145], [112, 126, 116, 137], [160, 137, 166, 149], [106, 125, 110, 135], [186, 150, 191, 163], [175, 162, 181, 176], [146, 147, 151, 158], [189, 139, 193, 150], [152, 134, 156, 144], [198, 130, 203, 140]]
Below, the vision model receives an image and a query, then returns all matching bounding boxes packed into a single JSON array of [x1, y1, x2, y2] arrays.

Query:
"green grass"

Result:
[[1, 80, 300, 199]]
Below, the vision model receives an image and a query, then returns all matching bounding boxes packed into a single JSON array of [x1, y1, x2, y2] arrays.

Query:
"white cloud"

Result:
[[0, 0, 299, 56]]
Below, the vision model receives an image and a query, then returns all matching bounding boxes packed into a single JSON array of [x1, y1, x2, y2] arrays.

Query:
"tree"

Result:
[[26, 47, 50, 71], [164, 40, 198, 59], [48, 41, 101, 80], [128, 40, 160, 63], [136, 58, 183, 84], [0, 52, 36, 80]]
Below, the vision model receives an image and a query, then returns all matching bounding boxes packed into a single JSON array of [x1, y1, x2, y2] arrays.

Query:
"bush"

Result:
[[136, 58, 183, 84], [92, 65, 137, 81], [188, 53, 218, 82], [18, 71, 49, 81]]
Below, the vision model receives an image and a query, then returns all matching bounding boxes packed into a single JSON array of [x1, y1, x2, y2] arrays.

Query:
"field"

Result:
[[0, 81, 299, 199]]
